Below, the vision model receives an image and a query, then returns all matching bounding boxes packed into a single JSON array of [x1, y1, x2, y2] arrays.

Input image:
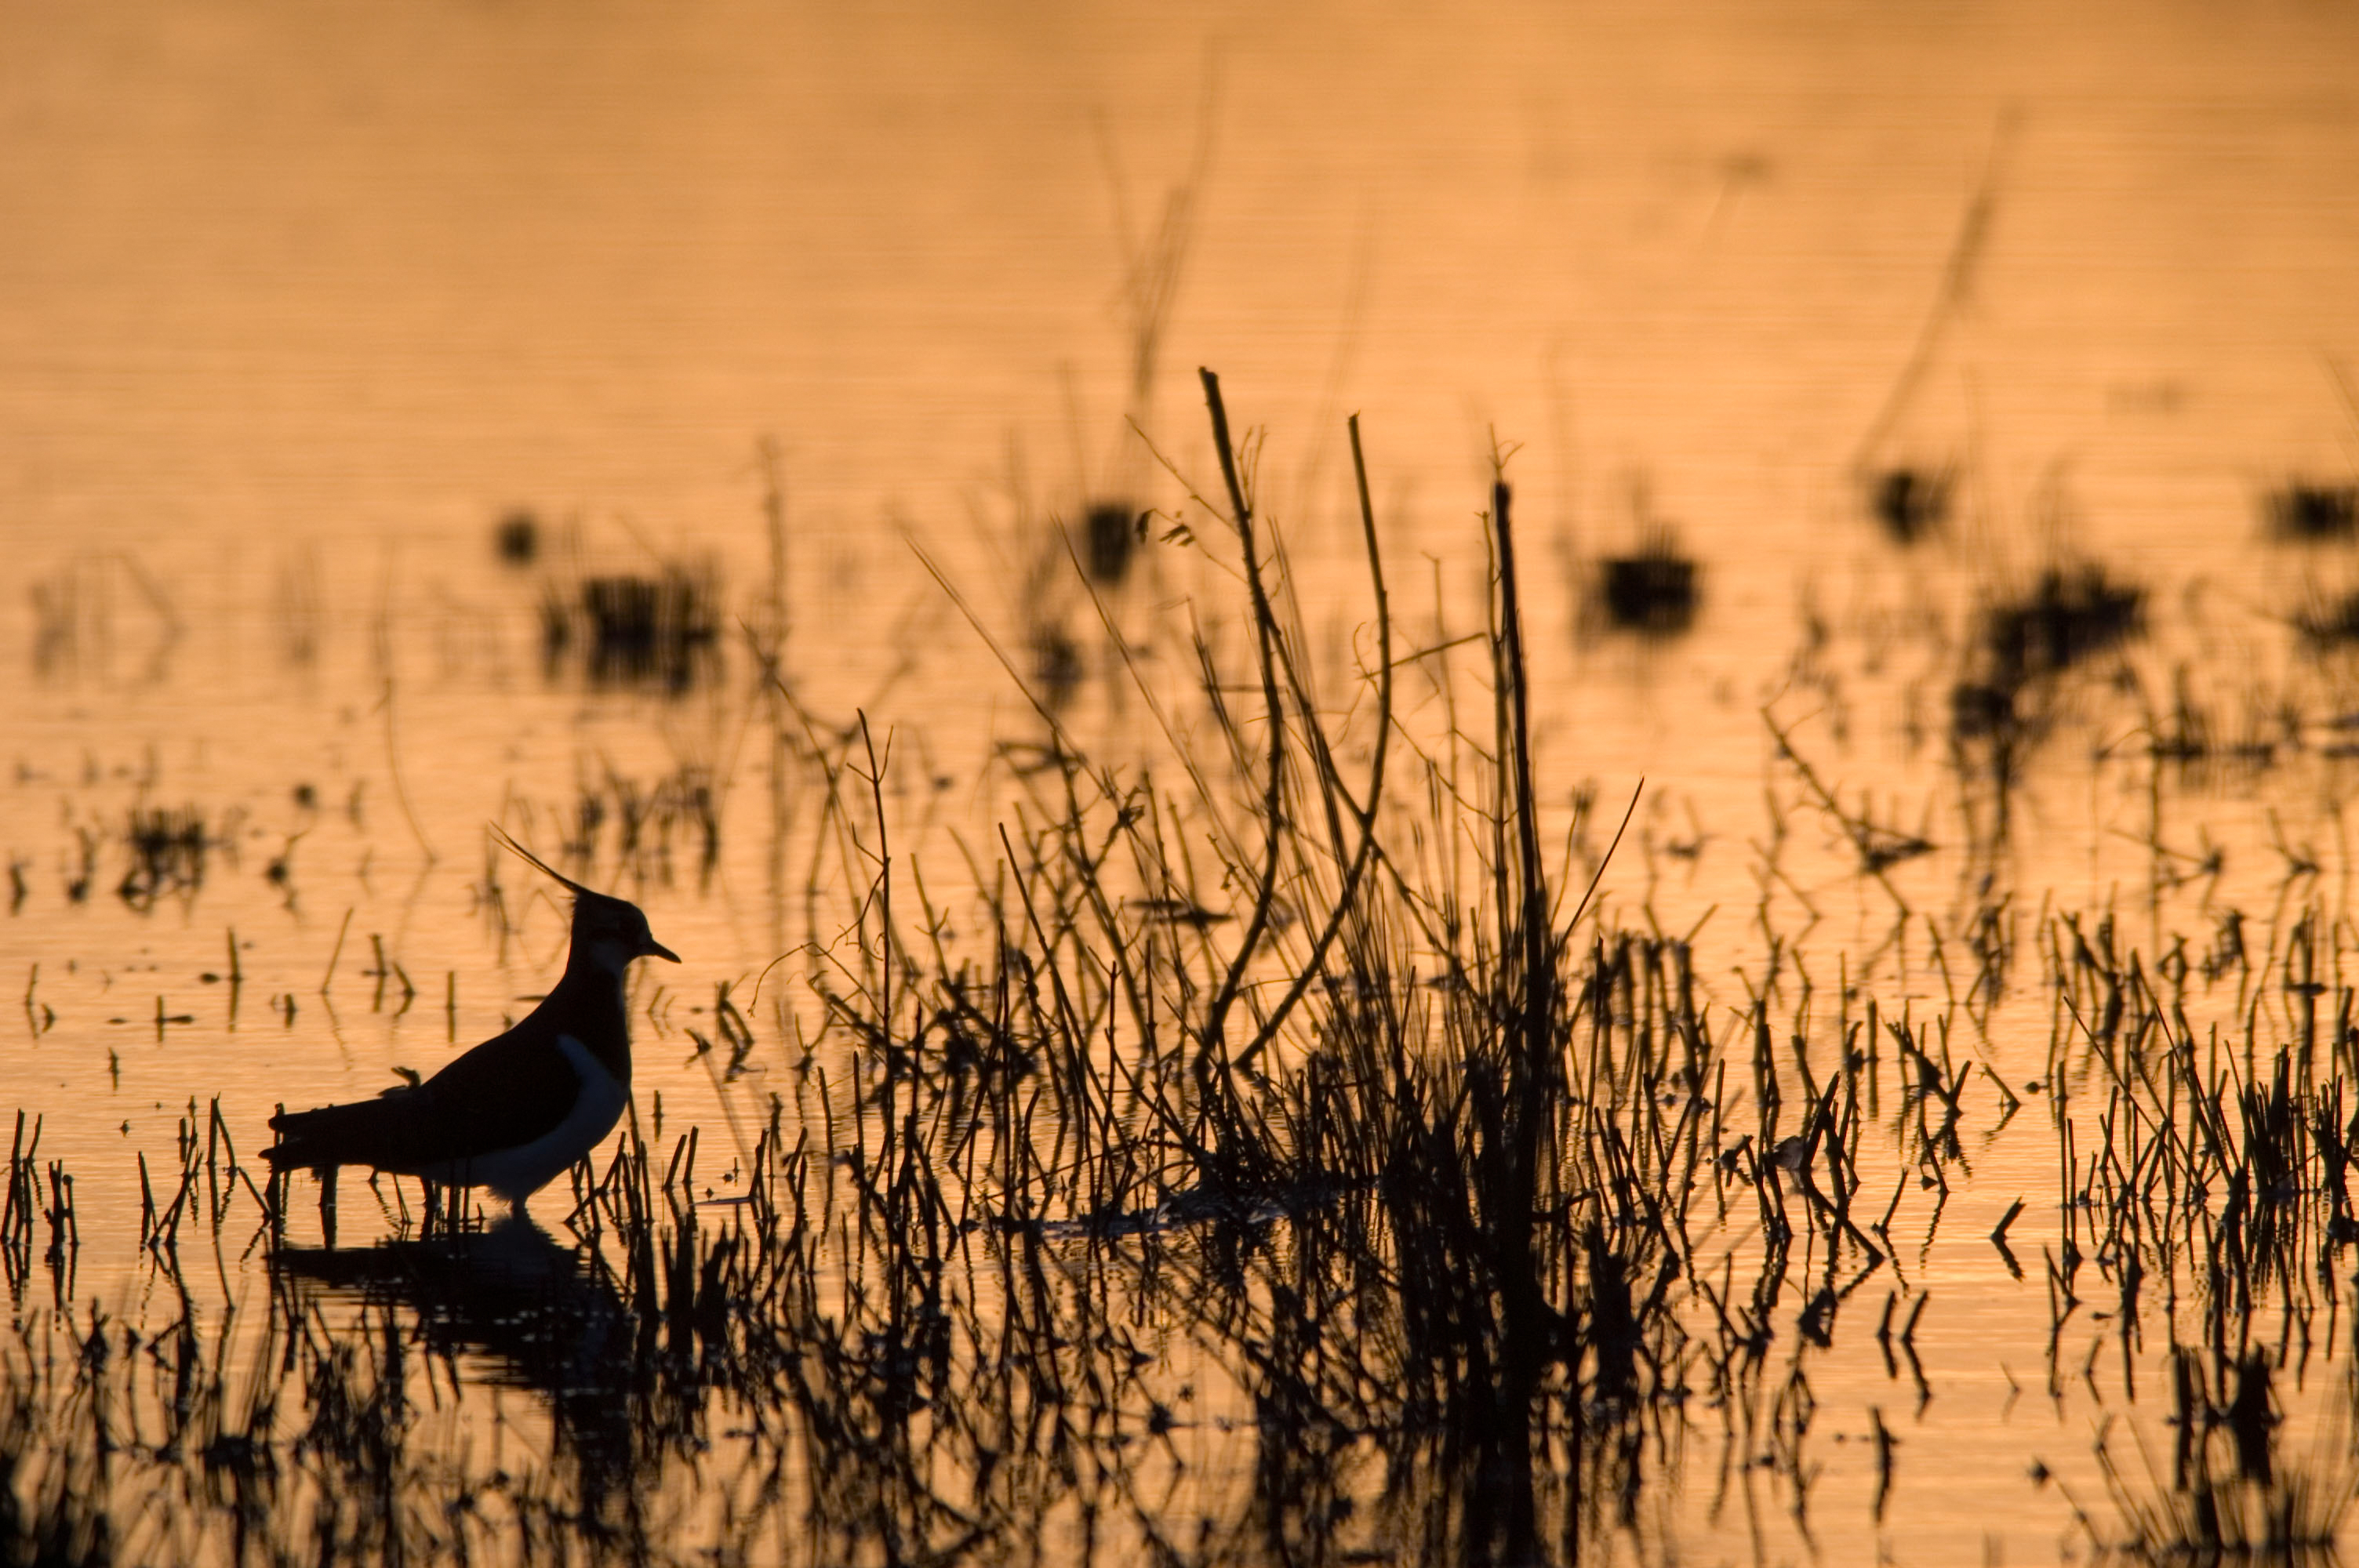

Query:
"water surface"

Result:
[[6, 1, 2359, 1563]]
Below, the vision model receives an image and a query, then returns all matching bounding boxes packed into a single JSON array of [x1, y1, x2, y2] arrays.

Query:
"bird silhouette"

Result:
[[264, 832, 678, 1230]]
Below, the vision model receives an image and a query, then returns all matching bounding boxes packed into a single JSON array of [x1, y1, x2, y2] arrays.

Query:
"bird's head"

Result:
[[572, 887, 682, 975], [491, 826, 682, 976]]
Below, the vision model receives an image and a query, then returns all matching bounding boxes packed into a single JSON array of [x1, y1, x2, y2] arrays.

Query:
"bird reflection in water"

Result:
[[270, 1213, 643, 1493]]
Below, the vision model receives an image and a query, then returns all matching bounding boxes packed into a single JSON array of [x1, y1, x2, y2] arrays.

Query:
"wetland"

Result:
[[8, 2, 2359, 1563]]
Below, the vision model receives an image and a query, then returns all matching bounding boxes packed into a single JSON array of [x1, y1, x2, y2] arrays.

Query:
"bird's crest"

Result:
[[489, 823, 600, 903], [488, 823, 676, 965]]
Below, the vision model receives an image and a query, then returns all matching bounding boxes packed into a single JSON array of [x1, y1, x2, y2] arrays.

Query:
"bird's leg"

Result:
[[319, 1165, 339, 1250]]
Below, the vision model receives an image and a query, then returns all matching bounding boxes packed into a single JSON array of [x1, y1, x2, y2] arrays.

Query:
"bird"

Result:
[[264, 833, 678, 1229]]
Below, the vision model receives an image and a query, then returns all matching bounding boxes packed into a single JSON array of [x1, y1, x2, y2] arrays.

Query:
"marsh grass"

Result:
[[766, 374, 1945, 1559], [25, 379, 2359, 1566]]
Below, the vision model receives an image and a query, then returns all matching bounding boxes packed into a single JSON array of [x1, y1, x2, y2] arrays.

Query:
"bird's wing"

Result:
[[265, 1018, 583, 1174], [408, 1024, 587, 1163]]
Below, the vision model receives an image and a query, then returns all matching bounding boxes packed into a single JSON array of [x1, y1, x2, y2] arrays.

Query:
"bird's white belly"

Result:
[[424, 1036, 627, 1205]]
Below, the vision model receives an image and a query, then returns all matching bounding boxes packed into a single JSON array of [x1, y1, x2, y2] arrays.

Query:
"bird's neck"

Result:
[[546, 953, 634, 1081]]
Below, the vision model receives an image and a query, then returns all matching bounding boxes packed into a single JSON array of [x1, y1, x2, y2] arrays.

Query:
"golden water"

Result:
[[5, 0, 2359, 1561]]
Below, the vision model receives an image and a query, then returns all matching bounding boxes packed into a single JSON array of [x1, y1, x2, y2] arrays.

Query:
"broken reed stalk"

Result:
[[1192, 367, 1289, 1074]]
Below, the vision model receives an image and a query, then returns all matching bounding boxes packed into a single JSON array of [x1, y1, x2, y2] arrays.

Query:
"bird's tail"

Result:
[[263, 1093, 420, 1173]]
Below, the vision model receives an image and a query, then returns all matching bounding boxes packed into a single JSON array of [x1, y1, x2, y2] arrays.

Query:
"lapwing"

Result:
[[264, 833, 678, 1225]]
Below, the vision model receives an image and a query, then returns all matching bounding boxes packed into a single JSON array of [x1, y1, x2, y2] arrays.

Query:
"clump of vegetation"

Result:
[[2266, 481, 2357, 543], [540, 564, 721, 694], [118, 804, 212, 909], [1081, 498, 1143, 585], [778, 376, 1909, 1559], [1947, 561, 2146, 840], [493, 507, 542, 565], [1979, 563, 2144, 687], [1594, 528, 1701, 636], [1870, 464, 1953, 544]]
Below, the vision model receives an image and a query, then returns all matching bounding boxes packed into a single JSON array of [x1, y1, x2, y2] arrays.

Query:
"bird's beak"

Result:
[[645, 937, 682, 964]]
